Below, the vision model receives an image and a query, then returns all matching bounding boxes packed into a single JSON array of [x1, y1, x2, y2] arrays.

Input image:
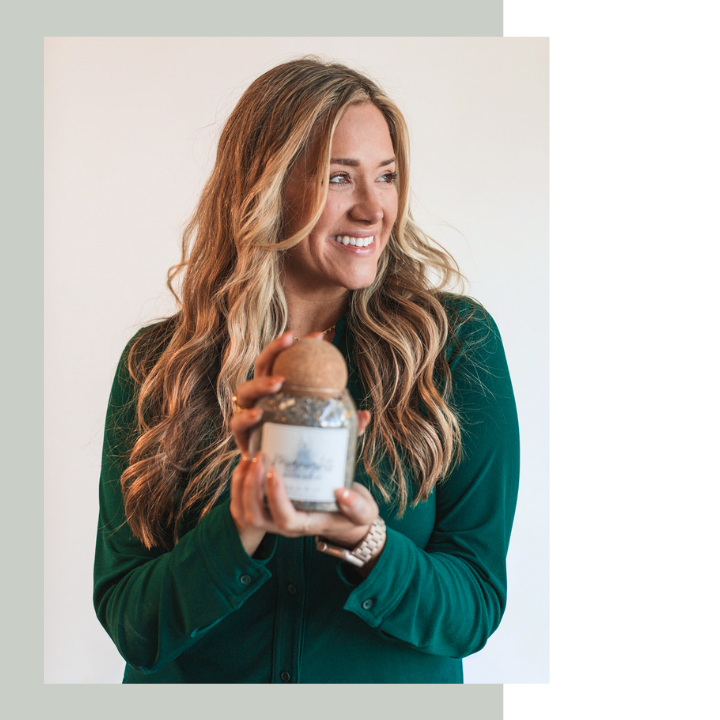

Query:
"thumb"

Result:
[[334, 486, 377, 525]]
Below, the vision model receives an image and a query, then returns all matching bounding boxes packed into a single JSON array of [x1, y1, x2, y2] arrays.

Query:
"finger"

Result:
[[254, 331, 295, 378], [232, 374, 286, 411], [334, 485, 378, 526], [357, 410, 372, 436], [265, 468, 306, 536], [242, 452, 272, 528], [230, 407, 264, 455], [349, 482, 375, 502], [230, 455, 251, 527]]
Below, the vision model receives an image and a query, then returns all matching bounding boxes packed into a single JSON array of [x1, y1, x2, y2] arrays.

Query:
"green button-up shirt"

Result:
[[93, 294, 520, 683]]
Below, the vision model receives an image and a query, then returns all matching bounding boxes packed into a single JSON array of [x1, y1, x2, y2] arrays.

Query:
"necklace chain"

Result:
[[293, 324, 336, 342]]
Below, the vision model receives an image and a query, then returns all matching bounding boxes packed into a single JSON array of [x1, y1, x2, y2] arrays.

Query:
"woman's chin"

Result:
[[338, 271, 378, 292], [317, 262, 378, 292]]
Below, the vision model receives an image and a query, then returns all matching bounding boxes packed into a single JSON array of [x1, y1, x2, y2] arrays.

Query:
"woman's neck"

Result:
[[283, 284, 350, 340]]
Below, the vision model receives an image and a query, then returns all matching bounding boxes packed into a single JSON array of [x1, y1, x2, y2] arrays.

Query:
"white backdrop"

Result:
[[44, 37, 548, 684]]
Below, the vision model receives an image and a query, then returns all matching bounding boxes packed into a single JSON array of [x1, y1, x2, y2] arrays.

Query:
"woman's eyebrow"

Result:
[[329, 157, 396, 167]]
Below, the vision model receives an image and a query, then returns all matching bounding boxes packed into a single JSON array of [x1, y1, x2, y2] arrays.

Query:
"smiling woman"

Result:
[[93, 56, 520, 684]]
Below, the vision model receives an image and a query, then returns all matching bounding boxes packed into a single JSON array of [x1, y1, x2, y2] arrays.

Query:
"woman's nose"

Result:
[[349, 183, 383, 224]]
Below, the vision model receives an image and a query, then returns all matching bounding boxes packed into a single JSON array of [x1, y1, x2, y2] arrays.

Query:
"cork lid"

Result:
[[272, 338, 348, 397]]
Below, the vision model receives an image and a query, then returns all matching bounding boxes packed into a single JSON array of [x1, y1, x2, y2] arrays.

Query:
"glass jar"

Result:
[[248, 384, 358, 511]]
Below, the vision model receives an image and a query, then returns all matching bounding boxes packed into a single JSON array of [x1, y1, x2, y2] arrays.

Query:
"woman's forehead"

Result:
[[330, 104, 394, 159]]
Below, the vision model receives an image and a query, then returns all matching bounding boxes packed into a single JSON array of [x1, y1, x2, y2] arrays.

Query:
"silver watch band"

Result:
[[315, 517, 386, 568]]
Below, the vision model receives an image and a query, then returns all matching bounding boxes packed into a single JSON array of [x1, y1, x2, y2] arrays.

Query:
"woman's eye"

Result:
[[328, 171, 397, 185]]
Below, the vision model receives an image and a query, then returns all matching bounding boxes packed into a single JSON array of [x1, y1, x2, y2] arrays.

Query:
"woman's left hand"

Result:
[[265, 470, 379, 549], [235, 446, 379, 547]]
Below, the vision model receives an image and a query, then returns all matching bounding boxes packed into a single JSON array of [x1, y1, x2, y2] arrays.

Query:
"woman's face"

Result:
[[283, 102, 399, 293]]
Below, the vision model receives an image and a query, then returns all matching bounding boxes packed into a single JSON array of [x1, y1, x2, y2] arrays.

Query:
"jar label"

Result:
[[261, 422, 349, 502]]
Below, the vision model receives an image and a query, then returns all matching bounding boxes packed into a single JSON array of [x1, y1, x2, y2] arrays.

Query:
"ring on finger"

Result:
[[232, 396, 250, 415]]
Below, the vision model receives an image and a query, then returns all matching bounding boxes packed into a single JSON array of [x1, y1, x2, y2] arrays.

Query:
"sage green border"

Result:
[[29, 1, 503, 718], [27, 0, 501, 36]]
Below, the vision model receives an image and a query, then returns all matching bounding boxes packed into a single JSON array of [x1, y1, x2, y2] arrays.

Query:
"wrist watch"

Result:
[[315, 517, 386, 568]]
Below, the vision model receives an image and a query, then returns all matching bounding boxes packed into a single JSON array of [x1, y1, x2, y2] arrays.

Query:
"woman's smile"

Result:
[[330, 233, 375, 251]]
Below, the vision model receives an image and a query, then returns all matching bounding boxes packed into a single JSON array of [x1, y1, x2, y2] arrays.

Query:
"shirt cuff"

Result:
[[342, 527, 416, 627], [195, 498, 275, 607]]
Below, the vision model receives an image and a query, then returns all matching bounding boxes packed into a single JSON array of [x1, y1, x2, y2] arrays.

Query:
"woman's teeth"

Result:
[[333, 235, 374, 247]]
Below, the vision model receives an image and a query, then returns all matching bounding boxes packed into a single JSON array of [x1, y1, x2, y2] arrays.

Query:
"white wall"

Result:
[[44, 37, 548, 683]]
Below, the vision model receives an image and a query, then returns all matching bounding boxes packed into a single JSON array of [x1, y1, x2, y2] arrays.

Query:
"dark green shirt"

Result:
[[93, 295, 520, 683]]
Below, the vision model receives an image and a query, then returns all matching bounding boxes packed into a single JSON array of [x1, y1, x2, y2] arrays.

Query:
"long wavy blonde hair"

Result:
[[122, 57, 467, 549]]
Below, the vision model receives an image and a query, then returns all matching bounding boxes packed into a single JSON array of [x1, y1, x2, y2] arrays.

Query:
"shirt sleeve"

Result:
[[93, 331, 276, 674], [342, 298, 521, 658]]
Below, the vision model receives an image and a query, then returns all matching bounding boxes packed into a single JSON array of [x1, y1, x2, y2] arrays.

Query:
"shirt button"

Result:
[[280, 670, 291, 683], [287, 583, 297, 595], [361, 598, 375, 610], [239, 574, 252, 585]]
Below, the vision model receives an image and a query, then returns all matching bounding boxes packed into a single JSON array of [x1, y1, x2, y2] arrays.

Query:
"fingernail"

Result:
[[267, 468, 275, 486], [339, 488, 351, 504], [249, 407, 263, 419], [251, 451, 261, 464]]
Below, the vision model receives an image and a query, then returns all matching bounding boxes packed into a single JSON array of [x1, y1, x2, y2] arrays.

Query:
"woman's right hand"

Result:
[[228, 330, 297, 555], [229, 330, 297, 457]]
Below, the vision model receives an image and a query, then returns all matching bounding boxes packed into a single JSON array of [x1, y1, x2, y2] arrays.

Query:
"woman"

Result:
[[94, 57, 520, 683]]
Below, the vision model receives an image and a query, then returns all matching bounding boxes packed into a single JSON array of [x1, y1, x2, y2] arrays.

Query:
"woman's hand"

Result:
[[228, 331, 373, 558], [229, 330, 295, 457], [230, 452, 378, 555]]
